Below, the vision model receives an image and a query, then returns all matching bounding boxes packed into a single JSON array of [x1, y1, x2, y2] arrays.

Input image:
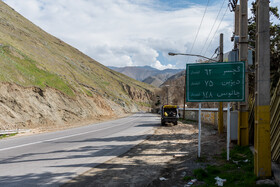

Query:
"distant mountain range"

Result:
[[108, 66, 184, 87]]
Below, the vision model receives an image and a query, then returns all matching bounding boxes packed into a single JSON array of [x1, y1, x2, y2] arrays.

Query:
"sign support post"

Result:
[[198, 103, 201, 158], [227, 103, 231, 161]]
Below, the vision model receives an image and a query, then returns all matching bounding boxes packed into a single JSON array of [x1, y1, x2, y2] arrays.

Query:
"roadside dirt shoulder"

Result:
[[63, 120, 226, 187]]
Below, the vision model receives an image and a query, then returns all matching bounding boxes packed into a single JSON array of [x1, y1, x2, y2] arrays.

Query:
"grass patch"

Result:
[[81, 87, 93, 97], [190, 146, 277, 187], [136, 101, 152, 108], [0, 133, 17, 139], [0, 45, 75, 97], [183, 176, 192, 182], [194, 168, 209, 181], [196, 156, 208, 163]]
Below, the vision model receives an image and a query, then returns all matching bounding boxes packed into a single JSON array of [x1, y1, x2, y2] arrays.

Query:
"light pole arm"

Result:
[[168, 52, 218, 62]]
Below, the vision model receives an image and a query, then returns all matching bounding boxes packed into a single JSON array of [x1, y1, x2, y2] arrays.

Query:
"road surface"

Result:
[[0, 112, 159, 187]]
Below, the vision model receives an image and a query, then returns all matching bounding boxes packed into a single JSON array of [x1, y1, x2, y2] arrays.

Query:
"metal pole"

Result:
[[238, 0, 249, 146], [198, 103, 201, 158], [218, 33, 224, 134], [183, 72, 186, 119], [227, 103, 231, 161], [167, 87, 168, 105], [254, 0, 271, 177]]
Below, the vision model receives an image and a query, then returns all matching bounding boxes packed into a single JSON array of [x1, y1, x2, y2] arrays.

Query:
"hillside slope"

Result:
[[0, 2, 154, 130]]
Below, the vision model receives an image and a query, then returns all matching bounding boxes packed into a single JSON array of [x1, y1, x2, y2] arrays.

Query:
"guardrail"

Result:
[[178, 107, 231, 126], [0, 129, 31, 135]]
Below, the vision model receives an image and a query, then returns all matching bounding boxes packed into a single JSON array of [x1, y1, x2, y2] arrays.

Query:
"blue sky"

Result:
[[3, 0, 279, 69]]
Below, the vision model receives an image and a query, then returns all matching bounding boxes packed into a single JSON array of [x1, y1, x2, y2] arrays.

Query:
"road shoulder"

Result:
[[63, 120, 226, 187]]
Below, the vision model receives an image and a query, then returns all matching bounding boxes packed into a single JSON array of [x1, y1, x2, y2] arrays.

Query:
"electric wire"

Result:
[[203, 5, 229, 57], [186, 0, 210, 62], [200, 0, 227, 55]]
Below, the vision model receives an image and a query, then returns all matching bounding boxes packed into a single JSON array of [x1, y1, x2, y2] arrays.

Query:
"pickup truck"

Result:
[[160, 105, 179, 126]]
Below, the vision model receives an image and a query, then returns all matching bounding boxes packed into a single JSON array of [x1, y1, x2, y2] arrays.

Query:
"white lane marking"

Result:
[[0, 114, 144, 152]]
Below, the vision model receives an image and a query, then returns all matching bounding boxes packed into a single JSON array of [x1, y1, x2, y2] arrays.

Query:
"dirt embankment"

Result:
[[0, 83, 151, 132]]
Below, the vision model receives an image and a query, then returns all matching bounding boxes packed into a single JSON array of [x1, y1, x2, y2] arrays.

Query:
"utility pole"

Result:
[[254, 0, 271, 177], [238, 0, 249, 146], [218, 33, 224, 134], [166, 85, 169, 105], [232, 5, 240, 111]]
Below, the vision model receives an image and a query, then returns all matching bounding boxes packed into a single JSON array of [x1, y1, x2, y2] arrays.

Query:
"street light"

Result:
[[168, 52, 218, 62]]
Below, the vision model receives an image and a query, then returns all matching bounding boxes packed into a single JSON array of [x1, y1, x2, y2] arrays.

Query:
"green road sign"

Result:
[[186, 61, 245, 102]]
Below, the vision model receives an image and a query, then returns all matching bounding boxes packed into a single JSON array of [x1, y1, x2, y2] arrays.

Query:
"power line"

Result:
[[203, 5, 229, 57], [200, 0, 227, 55], [187, 0, 210, 62]]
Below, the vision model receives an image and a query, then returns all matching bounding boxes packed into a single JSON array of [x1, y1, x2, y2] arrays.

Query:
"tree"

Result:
[[248, 1, 280, 93]]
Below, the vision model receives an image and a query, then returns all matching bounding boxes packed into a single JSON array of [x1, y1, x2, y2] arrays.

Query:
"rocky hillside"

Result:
[[159, 71, 185, 107], [158, 70, 214, 109], [0, 2, 154, 130]]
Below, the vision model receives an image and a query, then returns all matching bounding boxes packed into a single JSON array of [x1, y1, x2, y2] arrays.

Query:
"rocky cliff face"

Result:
[[0, 82, 153, 131], [0, 83, 111, 130], [121, 83, 152, 102]]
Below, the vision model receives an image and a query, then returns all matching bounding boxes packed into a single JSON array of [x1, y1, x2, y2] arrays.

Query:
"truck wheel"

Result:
[[161, 121, 165, 126], [174, 121, 178, 125]]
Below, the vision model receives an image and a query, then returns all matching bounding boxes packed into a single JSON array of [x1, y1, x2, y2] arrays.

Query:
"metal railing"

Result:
[[271, 80, 280, 163]]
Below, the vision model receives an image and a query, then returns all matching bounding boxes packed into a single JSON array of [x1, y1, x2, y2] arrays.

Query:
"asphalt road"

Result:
[[0, 112, 159, 187]]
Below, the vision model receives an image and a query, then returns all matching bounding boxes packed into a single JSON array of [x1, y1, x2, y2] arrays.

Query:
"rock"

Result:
[[173, 154, 185, 158], [159, 177, 168, 181]]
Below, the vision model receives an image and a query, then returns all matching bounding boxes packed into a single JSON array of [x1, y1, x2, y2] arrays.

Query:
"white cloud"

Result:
[[3, 0, 234, 69], [152, 60, 175, 70]]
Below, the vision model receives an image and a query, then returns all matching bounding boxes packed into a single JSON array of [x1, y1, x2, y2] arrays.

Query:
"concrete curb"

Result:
[[0, 129, 31, 135]]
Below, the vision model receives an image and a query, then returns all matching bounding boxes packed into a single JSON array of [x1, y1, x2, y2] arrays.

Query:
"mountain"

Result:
[[0, 1, 154, 131], [109, 66, 183, 86], [161, 70, 185, 83], [142, 76, 163, 87], [108, 66, 160, 81]]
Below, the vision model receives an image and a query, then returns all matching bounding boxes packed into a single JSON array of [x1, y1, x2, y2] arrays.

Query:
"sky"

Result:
[[3, 0, 279, 70]]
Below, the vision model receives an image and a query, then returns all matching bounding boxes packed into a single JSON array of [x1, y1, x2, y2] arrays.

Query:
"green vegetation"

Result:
[[248, 2, 280, 93], [0, 45, 75, 97], [82, 87, 93, 97], [136, 101, 152, 108], [0, 133, 17, 139], [183, 176, 192, 182], [185, 146, 277, 187]]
